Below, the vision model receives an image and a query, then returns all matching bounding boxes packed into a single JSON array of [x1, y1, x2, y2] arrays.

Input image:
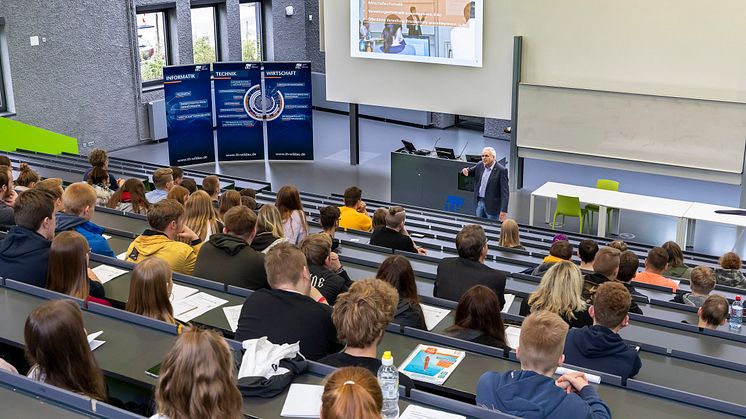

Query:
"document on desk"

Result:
[[399, 344, 465, 385], [280, 383, 323, 418], [91, 264, 129, 284], [102, 234, 111, 240], [223, 305, 242, 332], [116, 252, 127, 260], [502, 294, 515, 313], [173, 292, 229, 322], [505, 326, 521, 350], [400, 405, 466, 419], [555, 366, 601, 384], [420, 303, 451, 331], [87, 331, 106, 352], [169, 283, 199, 303]]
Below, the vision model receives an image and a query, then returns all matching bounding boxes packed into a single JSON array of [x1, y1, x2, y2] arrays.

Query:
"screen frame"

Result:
[[350, 0, 483, 68]]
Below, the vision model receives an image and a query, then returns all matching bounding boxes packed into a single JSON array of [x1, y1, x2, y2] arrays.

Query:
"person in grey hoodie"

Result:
[[477, 311, 611, 419], [714, 252, 746, 289], [564, 282, 641, 381]]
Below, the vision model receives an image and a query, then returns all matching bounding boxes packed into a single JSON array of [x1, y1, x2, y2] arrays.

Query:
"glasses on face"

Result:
[[482, 154, 491, 158]]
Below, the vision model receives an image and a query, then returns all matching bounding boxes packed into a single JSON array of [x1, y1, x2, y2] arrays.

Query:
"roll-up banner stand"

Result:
[[163, 64, 215, 166], [213, 62, 264, 161], [263, 62, 314, 160]]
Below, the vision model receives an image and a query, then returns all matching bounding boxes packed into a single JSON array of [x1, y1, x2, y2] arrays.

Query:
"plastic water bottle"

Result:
[[729, 296, 743, 331], [377, 351, 400, 419]]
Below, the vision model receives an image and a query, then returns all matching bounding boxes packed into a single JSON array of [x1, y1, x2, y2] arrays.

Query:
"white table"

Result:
[[529, 182, 693, 245], [682, 202, 746, 248]]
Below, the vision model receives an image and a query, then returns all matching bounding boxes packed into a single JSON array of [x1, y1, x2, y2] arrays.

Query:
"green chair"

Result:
[[552, 195, 588, 233], [585, 179, 619, 231]]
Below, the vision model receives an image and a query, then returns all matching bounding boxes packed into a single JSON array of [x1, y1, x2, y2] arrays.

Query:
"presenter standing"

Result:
[[461, 147, 509, 221]]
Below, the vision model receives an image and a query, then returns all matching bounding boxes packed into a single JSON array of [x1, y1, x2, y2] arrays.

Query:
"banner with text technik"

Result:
[[213, 62, 264, 161], [263, 62, 314, 160], [163, 64, 215, 165]]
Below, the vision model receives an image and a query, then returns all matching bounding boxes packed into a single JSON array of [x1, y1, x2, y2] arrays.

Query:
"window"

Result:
[[191, 6, 219, 64], [136, 11, 170, 85], [239, 2, 262, 61]]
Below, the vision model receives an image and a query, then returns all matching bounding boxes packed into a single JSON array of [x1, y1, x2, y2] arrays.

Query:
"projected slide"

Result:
[[351, 0, 482, 67]]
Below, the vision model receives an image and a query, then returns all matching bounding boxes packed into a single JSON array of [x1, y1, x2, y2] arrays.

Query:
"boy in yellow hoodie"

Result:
[[531, 240, 573, 276], [126, 199, 202, 275]]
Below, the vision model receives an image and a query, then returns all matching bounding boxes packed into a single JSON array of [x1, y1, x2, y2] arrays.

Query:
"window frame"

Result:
[[238, 0, 264, 61], [136, 8, 173, 89], [190, 4, 222, 64]]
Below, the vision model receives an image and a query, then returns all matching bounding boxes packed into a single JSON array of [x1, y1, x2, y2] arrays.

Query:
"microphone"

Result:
[[457, 142, 469, 159], [431, 137, 442, 152]]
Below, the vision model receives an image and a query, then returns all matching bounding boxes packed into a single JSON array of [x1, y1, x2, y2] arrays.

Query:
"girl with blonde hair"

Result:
[[250, 204, 288, 254], [321, 367, 383, 419], [519, 261, 592, 328], [183, 190, 221, 242], [499, 219, 524, 250], [153, 328, 243, 419], [126, 257, 176, 324]]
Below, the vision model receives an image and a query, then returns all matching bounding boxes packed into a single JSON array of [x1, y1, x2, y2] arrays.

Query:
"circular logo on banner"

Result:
[[244, 85, 284, 121]]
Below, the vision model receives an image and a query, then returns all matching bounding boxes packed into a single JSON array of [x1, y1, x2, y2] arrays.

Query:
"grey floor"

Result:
[[111, 110, 746, 257]]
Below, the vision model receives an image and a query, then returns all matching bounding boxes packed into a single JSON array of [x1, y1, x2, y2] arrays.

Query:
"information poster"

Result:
[[263, 62, 314, 160], [163, 65, 215, 165], [399, 344, 465, 385], [213, 62, 264, 161]]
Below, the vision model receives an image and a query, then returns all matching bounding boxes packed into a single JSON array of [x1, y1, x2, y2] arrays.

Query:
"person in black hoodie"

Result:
[[0, 189, 56, 287], [564, 282, 642, 381], [193, 205, 268, 290], [369, 206, 426, 255], [581, 247, 620, 303], [300, 233, 352, 305], [614, 251, 644, 315], [376, 255, 426, 329]]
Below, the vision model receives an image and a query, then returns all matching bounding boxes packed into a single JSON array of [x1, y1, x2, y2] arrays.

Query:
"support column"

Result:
[[349, 103, 360, 165], [509, 36, 524, 192]]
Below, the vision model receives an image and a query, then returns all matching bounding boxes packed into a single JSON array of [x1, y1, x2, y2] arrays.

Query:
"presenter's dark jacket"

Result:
[[307, 264, 352, 306], [465, 162, 509, 215], [235, 288, 343, 361], [193, 233, 269, 290], [369, 226, 418, 253], [0, 225, 50, 288], [318, 352, 416, 393], [394, 299, 426, 330], [564, 325, 642, 380], [434, 257, 506, 308]]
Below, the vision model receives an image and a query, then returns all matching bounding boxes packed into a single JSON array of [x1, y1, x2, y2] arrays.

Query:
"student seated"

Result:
[[276, 185, 309, 245], [166, 185, 190, 206], [714, 251, 746, 288], [338, 186, 372, 232], [319, 205, 341, 252], [477, 311, 611, 418], [434, 224, 506, 306], [15, 163, 40, 193], [607, 240, 628, 252], [180, 178, 198, 194], [498, 218, 524, 250], [0, 166, 15, 227], [0, 189, 55, 287], [107, 178, 150, 215], [218, 190, 241, 220], [194, 205, 268, 290], [675, 266, 715, 308], [581, 247, 620, 303], [321, 367, 382, 419], [83, 148, 121, 191], [202, 175, 221, 203], [0, 164, 16, 208], [697, 295, 729, 330], [87, 166, 115, 205], [35, 178, 65, 213], [240, 187, 261, 211], [661, 241, 693, 279], [301, 234, 352, 305], [126, 199, 201, 276], [152, 328, 243, 419], [56, 182, 115, 257], [250, 204, 288, 254], [24, 300, 107, 401], [444, 285, 511, 354], [520, 262, 593, 329], [564, 282, 642, 381], [376, 255, 426, 329], [170, 166, 184, 186], [578, 239, 599, 273], [369, 206, 425, 255], [146, 168, 175, 204], [614, 251, 643, 315], [47, 231, 108, 305], [371, 207, 387, 230], [633, 247, 679, 292], [126, 257, 177, 324], [319, 279, 415, 390], [235, 243, 343, 360], [532, 240, 573, 276], [184, 190, 222, 242]]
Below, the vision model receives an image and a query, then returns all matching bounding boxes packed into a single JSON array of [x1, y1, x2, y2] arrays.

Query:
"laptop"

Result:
[[465, 154, 482, 163], [435, 147, 457, 160], [401, 140, 430, 155]]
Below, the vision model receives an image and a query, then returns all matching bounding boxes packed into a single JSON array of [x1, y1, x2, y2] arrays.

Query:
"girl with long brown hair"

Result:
[[183, 190, 221, 242], [321, 367, 383, 419], [167, 185, 190, 207], [47, 231, 109, 306], [376, 255, 425, 329], [126, 257, 176, 324], [107, 178, 150, 215], [153, 328, 243, 419], [275, 185, 308, 245], [218, 189, 241, 220], [24, 299, 107, 401], [444, 285, 510, 353]]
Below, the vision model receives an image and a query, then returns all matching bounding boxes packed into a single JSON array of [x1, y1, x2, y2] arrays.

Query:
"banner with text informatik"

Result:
[[213, 62, 264, 161], [263, 62, 314, 160], [163, 64, 215, 165]]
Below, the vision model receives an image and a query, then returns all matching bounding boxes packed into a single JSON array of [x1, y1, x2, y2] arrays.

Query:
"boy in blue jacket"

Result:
[[56, 182, 115, 257], [476, 311, 611, 419], [564, 281, 642, 381]]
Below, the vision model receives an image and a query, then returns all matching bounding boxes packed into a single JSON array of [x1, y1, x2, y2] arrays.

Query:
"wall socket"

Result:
[[81, 141, 95, 148]]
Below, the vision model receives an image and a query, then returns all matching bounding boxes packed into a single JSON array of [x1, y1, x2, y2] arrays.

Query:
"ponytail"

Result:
[[321, 367, 382, 419]]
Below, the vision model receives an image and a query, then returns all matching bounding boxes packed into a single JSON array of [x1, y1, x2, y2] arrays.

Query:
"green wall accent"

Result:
[[0, 118, 78, 154]]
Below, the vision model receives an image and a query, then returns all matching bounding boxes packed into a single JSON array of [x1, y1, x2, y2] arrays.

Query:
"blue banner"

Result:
[[213, 62, 264, 161], [263, 62, 314, 160], [163, 64, 215, 165]]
